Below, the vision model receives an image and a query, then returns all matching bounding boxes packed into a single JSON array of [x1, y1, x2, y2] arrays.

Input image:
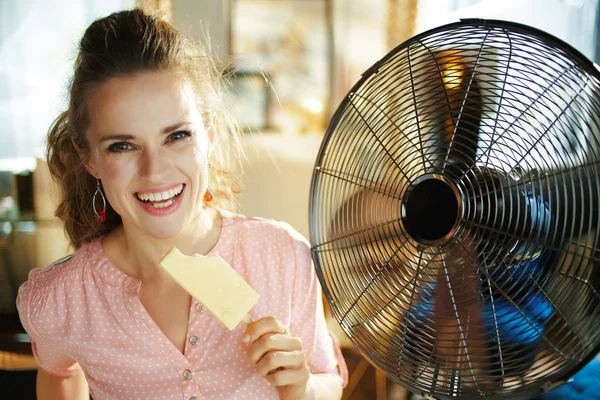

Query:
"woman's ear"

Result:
[[72, 140, 98, 177]]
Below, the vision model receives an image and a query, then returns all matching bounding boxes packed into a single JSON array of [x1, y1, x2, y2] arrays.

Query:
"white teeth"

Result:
[[151, 199, 175, 208], [136, 184, 183, 203]]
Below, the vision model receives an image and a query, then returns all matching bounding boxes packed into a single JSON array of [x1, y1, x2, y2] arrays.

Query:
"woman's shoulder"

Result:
[[16, 240, 101, 339], [16, 240, 100, 312], [22, 241, 96, 287]]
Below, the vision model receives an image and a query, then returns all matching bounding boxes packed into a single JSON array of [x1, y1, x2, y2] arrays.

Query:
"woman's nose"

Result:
[[138, 149, 169, 179]]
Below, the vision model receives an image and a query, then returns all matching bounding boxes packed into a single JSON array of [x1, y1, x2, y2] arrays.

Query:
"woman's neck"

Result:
[[103, 207, 222, 282]]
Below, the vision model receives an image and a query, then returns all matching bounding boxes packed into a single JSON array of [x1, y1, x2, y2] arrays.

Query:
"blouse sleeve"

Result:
[[286, 228, 349, 388], [16, 268, 83, 377]]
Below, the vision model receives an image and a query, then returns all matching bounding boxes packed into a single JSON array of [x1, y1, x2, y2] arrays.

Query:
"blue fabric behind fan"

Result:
[[406, 250, 554, 375]]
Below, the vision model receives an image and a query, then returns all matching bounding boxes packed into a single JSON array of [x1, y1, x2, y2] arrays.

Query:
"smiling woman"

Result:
[[16, 8, 347, 400]]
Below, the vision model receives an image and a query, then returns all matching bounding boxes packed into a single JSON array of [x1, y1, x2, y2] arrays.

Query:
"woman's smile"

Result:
[[135, 183, 186, 215]]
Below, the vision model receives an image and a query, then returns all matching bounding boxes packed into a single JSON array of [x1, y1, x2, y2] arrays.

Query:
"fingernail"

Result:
[[241, 334, 250, 343]]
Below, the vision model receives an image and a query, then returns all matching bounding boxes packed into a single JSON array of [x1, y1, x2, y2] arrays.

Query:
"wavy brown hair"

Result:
[[47, 8, 243, 249]]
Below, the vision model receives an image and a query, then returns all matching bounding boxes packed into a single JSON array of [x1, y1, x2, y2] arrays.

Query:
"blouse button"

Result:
[[183, 370, 193, 380], [195, 303, 204, 313], [190, 397, 198, 400], [189, 335, 199, 345]]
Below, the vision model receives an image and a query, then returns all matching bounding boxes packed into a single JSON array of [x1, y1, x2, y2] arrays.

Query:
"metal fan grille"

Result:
[[310, 20, 600, 399]]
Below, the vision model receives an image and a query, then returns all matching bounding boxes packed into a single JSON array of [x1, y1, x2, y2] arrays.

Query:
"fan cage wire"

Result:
[[309, 19, 600, 399]]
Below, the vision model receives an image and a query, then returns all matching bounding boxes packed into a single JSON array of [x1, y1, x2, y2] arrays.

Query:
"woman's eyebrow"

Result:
[[99, 134, 135, 143], [161, 121, 192, 134]]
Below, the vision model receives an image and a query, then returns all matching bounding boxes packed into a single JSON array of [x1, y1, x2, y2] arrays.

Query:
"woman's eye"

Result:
[[107, 142, 134, 153], [167, 130, 192, 142]]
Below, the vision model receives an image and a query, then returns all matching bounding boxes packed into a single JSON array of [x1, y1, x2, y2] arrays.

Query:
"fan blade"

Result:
[[436, 50, 483, 173], [468, 165, 599, 242], [415, 236, 495, 394]]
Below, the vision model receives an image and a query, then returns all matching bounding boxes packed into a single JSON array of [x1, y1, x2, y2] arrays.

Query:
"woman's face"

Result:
[[84, 70, 211, 239]]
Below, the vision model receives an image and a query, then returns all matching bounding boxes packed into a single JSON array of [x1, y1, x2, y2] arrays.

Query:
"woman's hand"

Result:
[[243, 316, 313, 400]]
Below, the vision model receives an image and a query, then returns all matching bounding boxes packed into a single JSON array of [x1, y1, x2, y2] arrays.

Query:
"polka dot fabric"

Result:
[[17, 211, 348, 399]]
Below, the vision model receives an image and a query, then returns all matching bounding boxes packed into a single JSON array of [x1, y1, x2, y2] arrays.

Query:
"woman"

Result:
[[17, 9, 347, 400]]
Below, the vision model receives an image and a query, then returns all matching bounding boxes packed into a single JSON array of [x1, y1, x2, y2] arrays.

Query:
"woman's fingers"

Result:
[[242, 316, 287, 344], [242, 316, 311, 398], [246, 333, 303, 364], [263, 366, 311, 388], [255, 350, 307, 377]]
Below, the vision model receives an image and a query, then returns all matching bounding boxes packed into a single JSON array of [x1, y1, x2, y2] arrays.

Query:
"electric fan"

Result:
[[309, 19, 600, 399]]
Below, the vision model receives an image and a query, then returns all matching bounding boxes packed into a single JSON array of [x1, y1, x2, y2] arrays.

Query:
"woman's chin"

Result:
[[121, 208, 199, 240], [128, 220, 187, 241]]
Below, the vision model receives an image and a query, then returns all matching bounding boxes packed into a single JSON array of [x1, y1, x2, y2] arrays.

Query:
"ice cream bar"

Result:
[[159, 247, 259, 330]]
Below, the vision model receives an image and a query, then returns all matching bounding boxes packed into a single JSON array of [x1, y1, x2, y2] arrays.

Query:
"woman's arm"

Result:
[[304, 373, 343, 400], [37, 367, 89, 400]]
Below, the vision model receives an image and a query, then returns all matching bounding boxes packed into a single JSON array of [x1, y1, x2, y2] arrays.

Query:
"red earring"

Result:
[[203, 188, 214, 202], [93, 178, 107, 223]]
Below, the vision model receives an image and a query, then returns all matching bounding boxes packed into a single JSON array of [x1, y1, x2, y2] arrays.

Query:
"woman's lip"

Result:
[[135, 183, 185, 195]]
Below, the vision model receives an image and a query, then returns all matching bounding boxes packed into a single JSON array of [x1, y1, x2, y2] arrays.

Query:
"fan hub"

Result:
[[401, 174, 463, 245]]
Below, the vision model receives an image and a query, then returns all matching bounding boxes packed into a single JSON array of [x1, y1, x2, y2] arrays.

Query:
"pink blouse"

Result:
[[17, 211, 348, 399]]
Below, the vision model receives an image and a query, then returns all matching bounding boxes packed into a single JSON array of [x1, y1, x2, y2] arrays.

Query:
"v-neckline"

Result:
[[92, 210, 232, 361]]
